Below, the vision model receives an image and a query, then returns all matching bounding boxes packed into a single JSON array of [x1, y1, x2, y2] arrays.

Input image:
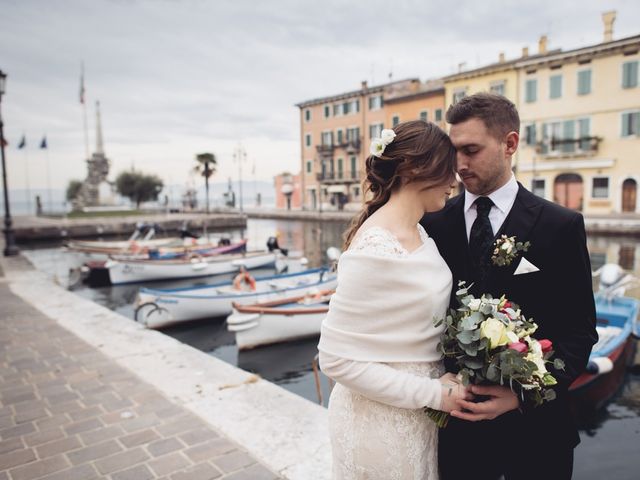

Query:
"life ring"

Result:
[[233, 271, 256, 291]]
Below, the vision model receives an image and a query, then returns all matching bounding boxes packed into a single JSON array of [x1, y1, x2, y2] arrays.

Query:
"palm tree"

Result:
[[194, 153, 217, 214]]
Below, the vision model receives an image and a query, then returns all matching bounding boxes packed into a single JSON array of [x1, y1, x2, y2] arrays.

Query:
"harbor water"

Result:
[[22, 217, 640, 480]]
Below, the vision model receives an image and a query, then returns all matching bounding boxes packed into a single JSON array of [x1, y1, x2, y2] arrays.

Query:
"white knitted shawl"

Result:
[[318, 240, 452, 363]]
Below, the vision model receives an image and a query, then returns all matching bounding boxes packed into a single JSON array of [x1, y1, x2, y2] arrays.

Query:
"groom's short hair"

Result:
[[446, 92, 520, 141]]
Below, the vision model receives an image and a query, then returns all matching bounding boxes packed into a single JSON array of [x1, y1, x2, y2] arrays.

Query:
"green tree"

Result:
[[66, 180, 83, 201], [194, 152, 217, 214], [115, 170, 164, 209]]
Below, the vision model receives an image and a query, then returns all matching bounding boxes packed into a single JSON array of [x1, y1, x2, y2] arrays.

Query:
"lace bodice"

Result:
[[349, 224, 430, 258], [323, 222, 443, 479]]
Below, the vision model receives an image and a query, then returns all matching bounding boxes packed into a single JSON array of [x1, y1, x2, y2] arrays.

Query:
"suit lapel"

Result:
[[490, 184, 543, 282]]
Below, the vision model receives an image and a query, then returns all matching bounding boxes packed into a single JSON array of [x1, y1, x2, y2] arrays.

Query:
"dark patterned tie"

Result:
[[469, 197, 495, 274]]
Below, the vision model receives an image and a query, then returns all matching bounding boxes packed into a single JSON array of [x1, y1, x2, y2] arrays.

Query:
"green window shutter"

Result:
[[623, 62, 638, 88], [562, 120, 575, 152], [306, 161, 312, 173], [550, 75, 562, 99], [351, 156, 357, 178], [526, 79, 537, 103], [579, 118, 590, 150], [435, 109, 442, 122], [541, 123, 549, 153], [337, 130, 343, 144], [578, 70, 591, 95]]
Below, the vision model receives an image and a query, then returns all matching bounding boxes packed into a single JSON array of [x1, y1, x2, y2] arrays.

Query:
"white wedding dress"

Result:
[[319, 225, 450, 480]]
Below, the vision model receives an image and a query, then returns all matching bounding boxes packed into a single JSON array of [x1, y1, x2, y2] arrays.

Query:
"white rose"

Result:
[[506, 331, 519, 343], [479, 317, 509, 349], [380, 129, 396, 145], [525, 352, 548, 377], [369, 139, 385, 157], [468, 298, 482, 311], [501, 241, 513, 253]]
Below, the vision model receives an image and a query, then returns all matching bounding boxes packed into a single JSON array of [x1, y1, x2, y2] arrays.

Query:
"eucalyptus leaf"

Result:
[[554, 359, 566, 370]]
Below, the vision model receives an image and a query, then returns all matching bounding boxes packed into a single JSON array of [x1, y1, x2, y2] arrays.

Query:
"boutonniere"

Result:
[[491, 235, 531, 267]]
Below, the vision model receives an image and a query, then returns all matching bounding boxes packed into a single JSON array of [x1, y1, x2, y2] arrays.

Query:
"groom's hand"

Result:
[[450, 385, 519, 421]]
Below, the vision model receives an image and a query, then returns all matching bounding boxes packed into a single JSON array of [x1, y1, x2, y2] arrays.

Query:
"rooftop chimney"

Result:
[[522, 46, 529, 58], [458, 62, 466, 73], [361, 80, 368, 90], [499, 52, 506, 63], [538, 35, 548, 55], [602, 10, 616, 42]]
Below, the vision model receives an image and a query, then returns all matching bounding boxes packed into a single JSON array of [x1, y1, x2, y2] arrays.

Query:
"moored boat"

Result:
[[569, 264, 639, 411], [107, 250, 279, 285], [227, 290, 333, 350], [134, 267, 337, 328]]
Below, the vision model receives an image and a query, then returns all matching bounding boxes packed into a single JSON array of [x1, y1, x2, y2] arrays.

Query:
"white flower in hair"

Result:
[[369, 129, 397, 158]]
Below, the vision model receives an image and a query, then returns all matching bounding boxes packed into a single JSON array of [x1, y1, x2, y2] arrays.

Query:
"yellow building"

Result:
[[443, 11, 640, 214], [296, 79, 445, 211], [516, 18, 640, 214]]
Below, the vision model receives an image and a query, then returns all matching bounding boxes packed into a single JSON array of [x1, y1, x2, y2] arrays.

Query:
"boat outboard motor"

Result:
[[179, 227, 200, 239], [217, 237, 231, 246], [267, 236, 289, 256]]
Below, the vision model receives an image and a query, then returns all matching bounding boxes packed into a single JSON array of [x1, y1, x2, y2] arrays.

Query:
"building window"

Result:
[[392, 115, 400, 127], [490, 81, 505, 96], [524, 124, 537, 146], [577, 69, 592, 95], [305, 133, 311, 147], [337, 158, 343, 179], [369, 123, 383, 139], [549, 75, 562, 99], [621, 111, 640, 137], [321, 131, 333, 146], [333, 104, 342, 116], [525, 79, 537, 103], [353, 186, 360, 198], [336, 129, 343, 145], [622, 61, 638, 89], [304, 109, 311, 122], [306, 160, 312, 174], [350, 156, 357, 179], [346, 127, 360, 142], [324, 105, 331, 118], [352, 99, 360, 113], [419, 110, 428, 122], [452, 89, 466, 104], [592, 177, 609, 199], [578, 118, 591, 150], [531, 179, 545, 198], [369, 95, 383, 110], [342, 102, 351, 115], [435, 109, 443, 122]]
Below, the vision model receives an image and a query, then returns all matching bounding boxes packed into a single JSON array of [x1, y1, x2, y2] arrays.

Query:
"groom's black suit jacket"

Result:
[[421, 184, 598, 477]]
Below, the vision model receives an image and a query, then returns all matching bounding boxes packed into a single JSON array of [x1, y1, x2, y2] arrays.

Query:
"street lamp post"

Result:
[[0, 70, 19, 256], [233, 145, 246, 214]]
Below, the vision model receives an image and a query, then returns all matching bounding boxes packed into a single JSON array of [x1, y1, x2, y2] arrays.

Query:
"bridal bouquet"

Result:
[[426, 282, 564, 428]]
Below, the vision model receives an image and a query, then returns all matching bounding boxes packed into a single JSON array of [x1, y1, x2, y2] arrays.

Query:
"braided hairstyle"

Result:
[[343, 120, 456, 249]]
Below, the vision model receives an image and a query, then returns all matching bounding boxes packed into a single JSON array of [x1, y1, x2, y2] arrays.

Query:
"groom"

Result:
[[422, 93, 598, 480]]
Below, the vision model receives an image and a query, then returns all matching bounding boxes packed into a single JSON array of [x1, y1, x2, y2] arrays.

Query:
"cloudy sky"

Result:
[[1, 0, 638, 192]]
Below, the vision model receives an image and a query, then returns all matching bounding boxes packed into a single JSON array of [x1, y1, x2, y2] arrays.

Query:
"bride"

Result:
[[318, 120, 471, 479]]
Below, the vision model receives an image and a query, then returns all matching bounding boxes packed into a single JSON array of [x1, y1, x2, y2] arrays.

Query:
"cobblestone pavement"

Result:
[[0, 283, 281, 480]]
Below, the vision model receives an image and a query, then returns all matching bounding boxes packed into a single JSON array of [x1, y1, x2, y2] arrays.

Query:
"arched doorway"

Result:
[[622, 178, 637, 212], [554, 173, 583, 211]]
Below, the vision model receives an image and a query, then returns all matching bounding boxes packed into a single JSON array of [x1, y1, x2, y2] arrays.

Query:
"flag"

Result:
[[17, 135, 26, 149], [79, 64, 85, 104], [40, 136, 47, 149]]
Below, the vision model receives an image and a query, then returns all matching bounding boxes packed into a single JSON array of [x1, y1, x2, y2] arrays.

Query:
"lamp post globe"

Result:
[[0, 69, 20, 256]]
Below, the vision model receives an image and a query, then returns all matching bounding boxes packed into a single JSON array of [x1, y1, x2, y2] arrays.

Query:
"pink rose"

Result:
[[539, 339, 553, 353], [508, 342, 528, 354]]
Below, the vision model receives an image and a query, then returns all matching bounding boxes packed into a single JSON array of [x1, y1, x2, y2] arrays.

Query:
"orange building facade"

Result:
[[274, 172, 302, 210], [296, 79, 446, 211]]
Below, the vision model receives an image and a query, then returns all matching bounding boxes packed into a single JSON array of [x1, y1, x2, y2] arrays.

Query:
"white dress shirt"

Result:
[[464, 174, 519, 240]]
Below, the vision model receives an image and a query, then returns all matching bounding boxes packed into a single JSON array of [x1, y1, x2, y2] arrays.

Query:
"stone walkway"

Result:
[[0, 283, 280, 480]]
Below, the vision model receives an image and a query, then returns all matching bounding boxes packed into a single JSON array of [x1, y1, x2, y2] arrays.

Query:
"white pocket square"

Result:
[[513, 257, 540, 275]]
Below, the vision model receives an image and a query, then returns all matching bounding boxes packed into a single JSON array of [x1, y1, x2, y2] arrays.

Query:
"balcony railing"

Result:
[[536, 136, 602, 156], [316, 170, 361, 183]]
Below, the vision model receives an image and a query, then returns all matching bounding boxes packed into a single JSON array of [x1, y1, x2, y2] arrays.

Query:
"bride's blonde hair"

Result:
[[343, 120, 456, 249]]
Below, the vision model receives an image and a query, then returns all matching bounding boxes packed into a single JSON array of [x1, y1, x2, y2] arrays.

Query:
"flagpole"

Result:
[[44, 138, 52, 212], [23, 143, 31, 215], [81, 62, 89, 160]]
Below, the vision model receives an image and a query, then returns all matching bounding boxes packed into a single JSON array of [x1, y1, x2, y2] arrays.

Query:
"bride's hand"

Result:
[[438, 373, 473, 413]]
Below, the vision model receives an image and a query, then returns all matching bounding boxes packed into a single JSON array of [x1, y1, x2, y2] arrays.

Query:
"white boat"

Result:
[[106, 250, 279, 285], [227, 290, 333, 350], [134, 268, 337, 328]]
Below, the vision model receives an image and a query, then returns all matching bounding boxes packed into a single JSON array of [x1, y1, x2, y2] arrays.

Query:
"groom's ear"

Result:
[[504, 131, 519, 157]]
